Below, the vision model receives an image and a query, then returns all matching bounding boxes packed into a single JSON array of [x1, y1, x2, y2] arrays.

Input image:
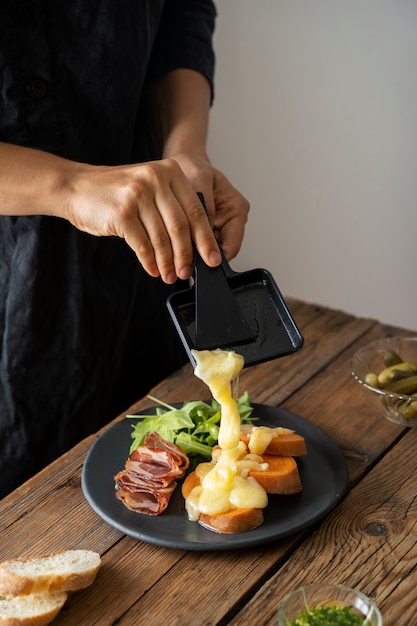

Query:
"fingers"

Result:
[[121, 202, 165, 280], [172, 190, 221, 267], [67, 158, 245, 284], [120, 160, 221, 283], [211, 170, 250, 260], [149, 152, 248, 264]]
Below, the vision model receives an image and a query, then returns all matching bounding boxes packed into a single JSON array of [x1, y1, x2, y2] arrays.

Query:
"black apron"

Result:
[[0, 0, 216, 496]]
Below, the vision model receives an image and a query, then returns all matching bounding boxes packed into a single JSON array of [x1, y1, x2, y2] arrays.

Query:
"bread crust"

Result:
[[0, 592, 67, 626], [0, 550, 100, 624], [0, 551, 101, 596]]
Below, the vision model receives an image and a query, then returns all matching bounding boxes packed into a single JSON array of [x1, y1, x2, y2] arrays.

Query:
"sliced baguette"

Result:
[[0, 551, 101, 596], [0, 591, 67, 626], [248, 454, 302, 494]]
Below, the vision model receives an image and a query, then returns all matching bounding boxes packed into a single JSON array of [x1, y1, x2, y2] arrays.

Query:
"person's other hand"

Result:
[[168, 151, 250, 261]]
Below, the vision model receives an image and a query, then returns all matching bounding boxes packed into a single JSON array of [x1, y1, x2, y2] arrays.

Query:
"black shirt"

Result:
[[0, 0, 216, 496]]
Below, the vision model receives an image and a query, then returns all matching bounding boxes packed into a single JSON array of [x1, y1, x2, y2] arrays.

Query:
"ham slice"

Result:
[[114, 432, 190, 516], [114, 472, 177, 515]]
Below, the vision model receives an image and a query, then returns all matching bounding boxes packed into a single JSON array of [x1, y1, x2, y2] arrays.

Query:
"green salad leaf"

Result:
[[126, 391, 255, 458]]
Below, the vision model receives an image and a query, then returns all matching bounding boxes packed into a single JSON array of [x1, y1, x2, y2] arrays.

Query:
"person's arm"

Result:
[[149, 68, 250, 261], [0, 140, 221, 284], [151, 69, 211, 161]]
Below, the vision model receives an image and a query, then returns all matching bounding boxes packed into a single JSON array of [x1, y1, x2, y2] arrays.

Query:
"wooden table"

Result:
[[1, 299, 416, 626]]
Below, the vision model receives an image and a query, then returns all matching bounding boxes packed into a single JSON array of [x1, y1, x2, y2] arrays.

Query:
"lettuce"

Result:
[[126, 392, 255, 457]]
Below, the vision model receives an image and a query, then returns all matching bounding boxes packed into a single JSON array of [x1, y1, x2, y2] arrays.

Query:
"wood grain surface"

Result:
[[1, 299, 415, 626]]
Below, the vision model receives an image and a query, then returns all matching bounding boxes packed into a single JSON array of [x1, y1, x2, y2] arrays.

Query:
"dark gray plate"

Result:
[[81, 404, 347, 551]]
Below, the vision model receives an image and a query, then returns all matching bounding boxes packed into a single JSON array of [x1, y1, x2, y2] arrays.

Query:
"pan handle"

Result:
[[196, 192, 240, 279]]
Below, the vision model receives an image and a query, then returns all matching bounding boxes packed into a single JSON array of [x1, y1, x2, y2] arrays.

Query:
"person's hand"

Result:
[[65, 158, 222, 284], [167, 151, 250, 261], [0, 140, 248, 284]]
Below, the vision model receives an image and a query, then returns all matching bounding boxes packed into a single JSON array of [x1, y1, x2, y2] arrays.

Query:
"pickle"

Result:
[[383, 375, 417, 395], [377, 361, 417, 385], [378, 349, 403, 367], [399, 400, 417, 420], [379, 368, 416, 385], [364, 373, 379, 388]]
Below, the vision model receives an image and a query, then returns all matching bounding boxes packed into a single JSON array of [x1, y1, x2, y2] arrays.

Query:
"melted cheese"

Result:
[[186, 349, 268, 519], [192, 348, 244, 450]]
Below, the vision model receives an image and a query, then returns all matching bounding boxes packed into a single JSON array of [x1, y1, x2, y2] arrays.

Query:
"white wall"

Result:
[[208, 0, 417, 331]]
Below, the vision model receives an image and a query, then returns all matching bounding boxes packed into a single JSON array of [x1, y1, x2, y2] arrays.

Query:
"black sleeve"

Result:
[[146, 0, 217, 100]]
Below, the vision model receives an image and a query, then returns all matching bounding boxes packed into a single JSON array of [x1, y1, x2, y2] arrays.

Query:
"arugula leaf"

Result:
[[174, 432, 214, 457], [126, 393, 254, 456], [128, 410, 194, 452]]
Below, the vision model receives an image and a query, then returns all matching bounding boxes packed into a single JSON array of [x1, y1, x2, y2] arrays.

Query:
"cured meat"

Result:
[[143, 432, 189, 471], [114, 472, 177, 515], [125, 432, 189, 488], [114, 432, 189, 516]]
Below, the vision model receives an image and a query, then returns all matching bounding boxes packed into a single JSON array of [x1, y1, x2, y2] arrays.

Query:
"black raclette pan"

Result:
[[166, 194, 304, 368]]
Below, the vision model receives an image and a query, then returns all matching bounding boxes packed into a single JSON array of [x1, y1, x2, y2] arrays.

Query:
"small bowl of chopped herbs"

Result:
[[277, 583, 382, 625]]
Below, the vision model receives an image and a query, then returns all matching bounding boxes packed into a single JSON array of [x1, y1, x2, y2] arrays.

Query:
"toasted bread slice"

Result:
[[0, 591, 67, 626], [0, 550, 101, 596], [248, 454, 302, 494]]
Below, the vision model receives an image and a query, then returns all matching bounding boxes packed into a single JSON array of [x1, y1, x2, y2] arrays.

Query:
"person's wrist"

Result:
[[162, 144, 209, 161]]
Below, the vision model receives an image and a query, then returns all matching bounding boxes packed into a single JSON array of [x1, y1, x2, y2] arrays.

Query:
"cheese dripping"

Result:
[[185, 349, 268, 520]]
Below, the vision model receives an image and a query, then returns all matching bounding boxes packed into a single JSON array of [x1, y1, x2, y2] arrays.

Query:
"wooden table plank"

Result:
[[228, 427, 417, 626], [0, 301, 414, 626], [56, 540, 186, 625], [282, 320, 414, 484], [64, 314, 407, 626]]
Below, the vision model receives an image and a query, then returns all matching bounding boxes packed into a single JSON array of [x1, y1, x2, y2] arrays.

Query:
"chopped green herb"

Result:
[[290, 604, 364, 625], [126, 391, 255, 458]]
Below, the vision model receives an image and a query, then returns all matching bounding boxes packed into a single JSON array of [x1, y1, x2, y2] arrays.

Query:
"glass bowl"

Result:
[[277, 583, 382, 625], [352, 336, 417, 427]]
